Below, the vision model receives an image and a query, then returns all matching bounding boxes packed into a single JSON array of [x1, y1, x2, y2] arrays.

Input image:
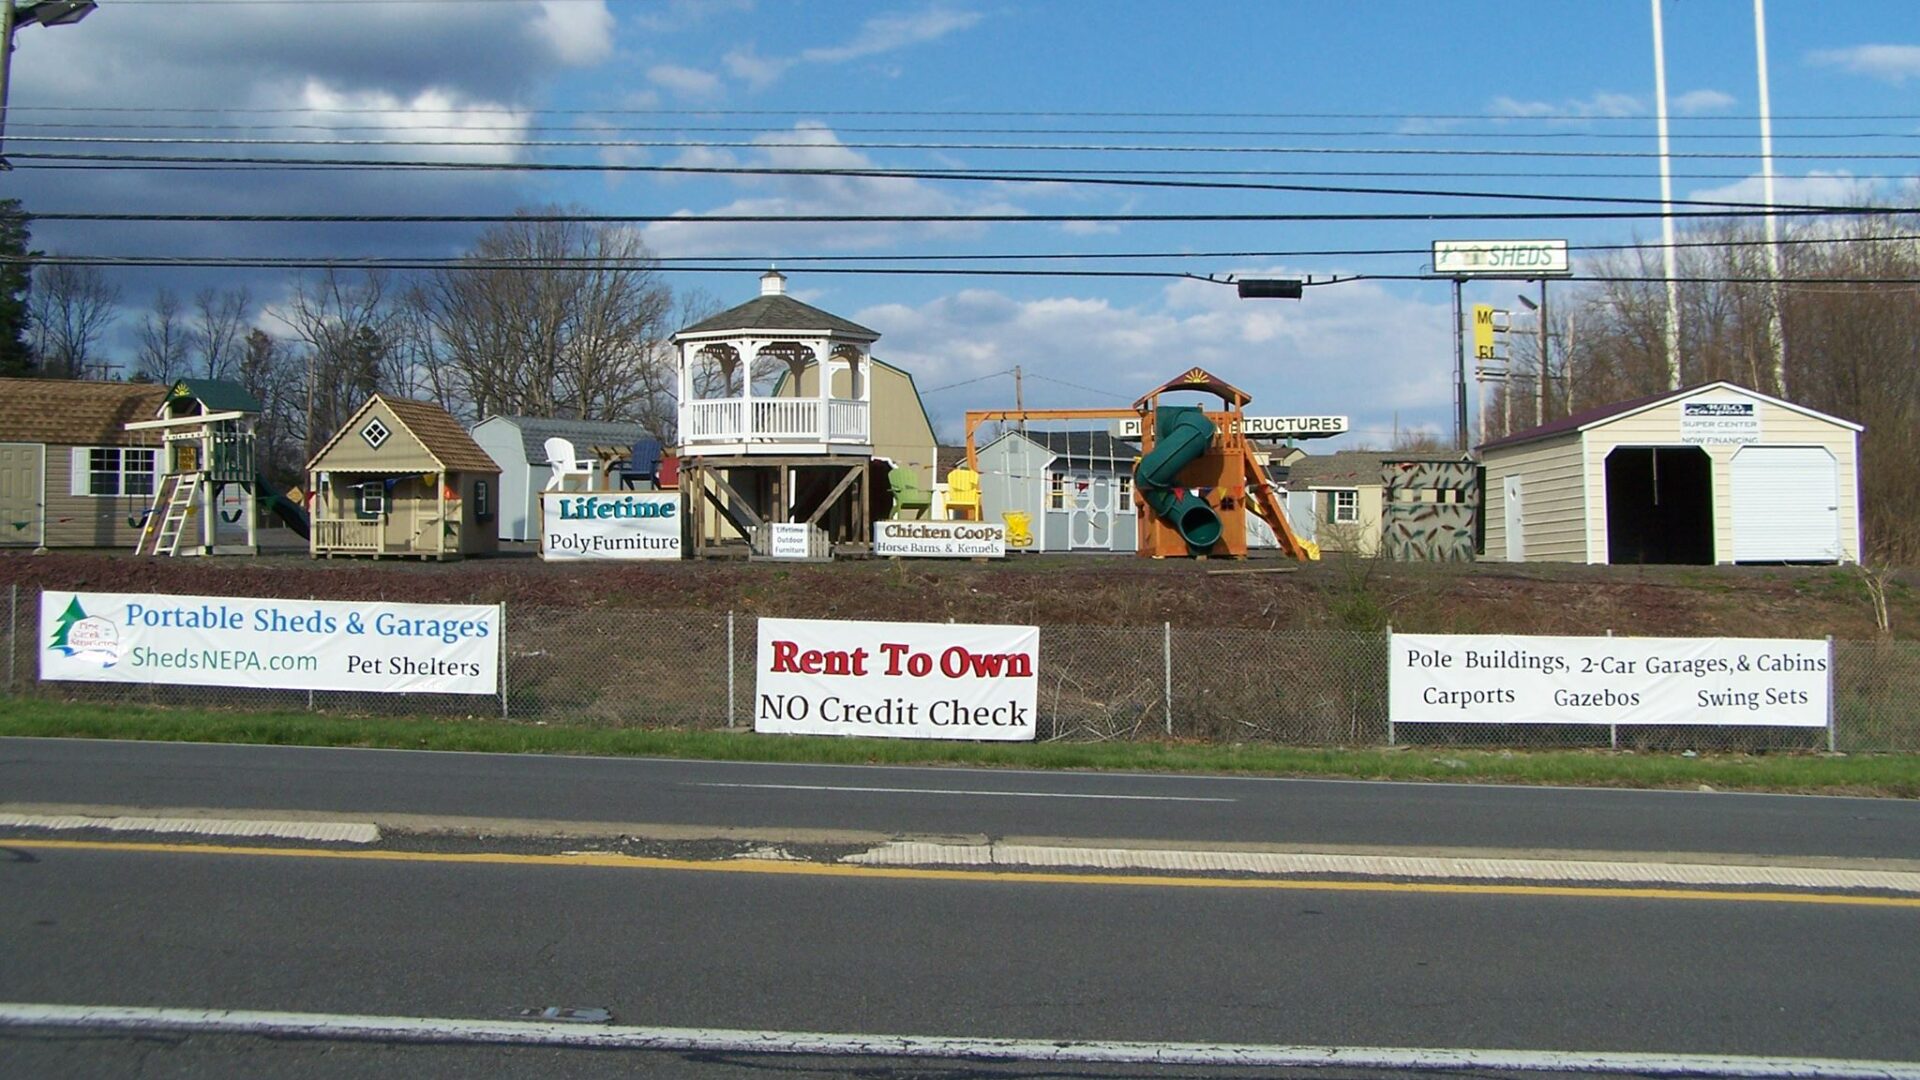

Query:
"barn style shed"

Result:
[[0, 377, 167, 549], [1479, 382, 1861, 565], [975, 430, 1140, 553], [470, 416, 652, 541], [307, 395, 502, 560]]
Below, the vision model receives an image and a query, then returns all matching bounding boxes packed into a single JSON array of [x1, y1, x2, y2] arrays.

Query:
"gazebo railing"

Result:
[[681, 397, 869, 445]]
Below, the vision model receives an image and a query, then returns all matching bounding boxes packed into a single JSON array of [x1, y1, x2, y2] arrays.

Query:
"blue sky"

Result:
[[7, 0, 1917, 444]]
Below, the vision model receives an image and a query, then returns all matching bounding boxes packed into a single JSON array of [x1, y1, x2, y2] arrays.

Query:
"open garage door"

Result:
[[1731, 446, 1840, 563], [1605, 446, 1712, 565]]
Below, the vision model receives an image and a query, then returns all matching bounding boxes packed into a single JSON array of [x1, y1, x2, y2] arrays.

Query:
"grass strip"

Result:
[[3, 697, 1917, 797]]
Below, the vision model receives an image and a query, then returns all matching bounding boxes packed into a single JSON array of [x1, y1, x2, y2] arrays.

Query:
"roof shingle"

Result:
[[0, 378, 168, 445]]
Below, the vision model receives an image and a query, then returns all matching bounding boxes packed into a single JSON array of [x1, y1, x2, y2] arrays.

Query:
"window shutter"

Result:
[[70, 448, 91, 496], [1324, 492, 1335, 524]]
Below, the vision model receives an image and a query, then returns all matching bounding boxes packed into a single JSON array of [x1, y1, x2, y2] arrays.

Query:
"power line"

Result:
[[918, 370, 1015, 395], [25, 207, 1917, 224]]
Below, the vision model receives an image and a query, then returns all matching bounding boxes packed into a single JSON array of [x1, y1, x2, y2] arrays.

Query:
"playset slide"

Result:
[[257, 474, 310, 540], [1133, 404, 1223, 553]]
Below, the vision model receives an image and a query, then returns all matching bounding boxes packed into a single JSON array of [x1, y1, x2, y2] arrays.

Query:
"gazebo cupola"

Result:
[[673, 270, 879, 458]]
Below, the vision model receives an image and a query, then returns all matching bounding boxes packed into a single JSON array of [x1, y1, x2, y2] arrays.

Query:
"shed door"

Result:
[[0, 443, 44, 548], [1731, 446, 1839, 562], [1503, 475, 1524, 562], [1069, 472, 1114, 549]]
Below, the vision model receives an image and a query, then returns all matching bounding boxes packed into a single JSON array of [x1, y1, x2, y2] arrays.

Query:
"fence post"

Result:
[[307, 595, 316, 712], [1162, 621, 1172, 737], [7, 583, 16, 691], [1826, 635, 1837, 753], [727, 610, 737, 729], [1606, 629, 1618, 750], [1384, 624, 1394, 747], [498, 602, 508, 720]]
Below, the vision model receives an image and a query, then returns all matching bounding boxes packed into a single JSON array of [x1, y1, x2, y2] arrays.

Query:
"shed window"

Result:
[[1326, 489, 1359, 524], [79, 447, 156, 497], [1047, 472, 1068, 511], [355, 483, 386, 520]]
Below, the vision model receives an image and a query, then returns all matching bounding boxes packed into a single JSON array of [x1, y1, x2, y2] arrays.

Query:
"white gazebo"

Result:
[[671, 272, 880, 557]]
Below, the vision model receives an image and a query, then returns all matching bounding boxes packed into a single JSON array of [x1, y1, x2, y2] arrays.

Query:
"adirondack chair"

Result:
[[888, 465, 933, 520], [944, 467, 980, 520], [543, 437, 598, 491]]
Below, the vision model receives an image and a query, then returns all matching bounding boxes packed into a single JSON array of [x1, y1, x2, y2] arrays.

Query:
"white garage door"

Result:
[[1731, 446, 1839, 562]]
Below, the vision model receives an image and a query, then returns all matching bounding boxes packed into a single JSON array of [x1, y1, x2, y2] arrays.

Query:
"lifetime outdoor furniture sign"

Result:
[[540, 492, 682, 561], [41, 590, 501, 695], [755, 616, 1039, 740], [1388, 633, 1830, 727]]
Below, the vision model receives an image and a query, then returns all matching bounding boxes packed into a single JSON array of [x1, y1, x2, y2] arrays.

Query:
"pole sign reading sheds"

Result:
[[541, 492, 682, 560], [1389, 633, 1829, 727], [40, 590, 500, 695], [874, 521, 1007, 558], [756, 616, 1039, 740], [1433, 240, 1571, 277]]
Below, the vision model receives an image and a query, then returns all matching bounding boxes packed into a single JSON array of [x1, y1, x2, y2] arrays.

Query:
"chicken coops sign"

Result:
[[755, 616, 1039, 740]]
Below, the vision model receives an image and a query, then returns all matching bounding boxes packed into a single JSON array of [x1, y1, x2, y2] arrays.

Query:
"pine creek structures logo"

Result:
[[47, 596, 122, 668]]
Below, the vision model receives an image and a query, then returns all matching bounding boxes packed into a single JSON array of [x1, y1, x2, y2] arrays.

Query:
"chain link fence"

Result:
[[4, 584, 1916, 751]]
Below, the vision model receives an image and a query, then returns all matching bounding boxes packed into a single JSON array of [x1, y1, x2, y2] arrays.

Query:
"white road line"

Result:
[[0, 813, 378, 844], [844, 842, 1920, 893], [0, 1004, 1914, 1078], [692, 782, 1233, 803]]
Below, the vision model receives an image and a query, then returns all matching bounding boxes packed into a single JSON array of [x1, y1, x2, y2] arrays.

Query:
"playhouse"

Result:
[[672, 271, 878, 557], [306, 395, 501, 560]]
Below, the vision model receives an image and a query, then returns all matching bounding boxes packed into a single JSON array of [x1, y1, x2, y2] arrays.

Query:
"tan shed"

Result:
[[0, 378, 167, 549], [1479, 382, 1862, 565], [306, 395, 502, 560]]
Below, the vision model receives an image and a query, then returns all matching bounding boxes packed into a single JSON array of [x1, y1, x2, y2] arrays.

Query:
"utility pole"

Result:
[[1012, 365, 1025, 432], [1536, 279, 1548, 426], [1652, 0, 1682, 390], [1755, 0, 1787, 395], [1451, 279, 1468, 451]]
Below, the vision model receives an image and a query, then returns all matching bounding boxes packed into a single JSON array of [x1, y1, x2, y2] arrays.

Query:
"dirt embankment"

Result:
[[0, 548, 1909, 640]]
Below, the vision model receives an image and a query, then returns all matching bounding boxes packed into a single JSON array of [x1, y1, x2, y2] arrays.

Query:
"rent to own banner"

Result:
[[541, 491, 682, 561], [756, 616, 1039, 740], [1389, 633, 1830, 727], [40, 590, 500, 695]]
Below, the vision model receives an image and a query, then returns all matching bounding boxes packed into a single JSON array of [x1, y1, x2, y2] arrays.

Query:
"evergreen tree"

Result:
[[47, 596, 87, 653], [0, 200, 36, 376]]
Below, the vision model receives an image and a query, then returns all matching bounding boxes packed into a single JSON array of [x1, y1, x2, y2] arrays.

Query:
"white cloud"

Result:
[[530, 0, 616, 67], [1809, 44, 1920, 84], [294, 80, 532, 164], [1687, 170, 1878, 208], [1489, 93, 1642, 119], [856, 276, 1453, 443], [723, 6, 981, 91], [648, 63, 724, 98], [1674, 89, 1737, 114], [640, 124, 1021, 257]]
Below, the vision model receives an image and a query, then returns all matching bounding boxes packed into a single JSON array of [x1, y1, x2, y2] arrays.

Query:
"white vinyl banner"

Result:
[[1390, 633, 1829, 727], [541, 492, 681, 560], [756, 616, 1039, 740], [40, 591, 500, 695]]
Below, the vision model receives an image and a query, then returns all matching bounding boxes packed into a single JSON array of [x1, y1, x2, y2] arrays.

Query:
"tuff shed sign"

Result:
[[755, 616, 1039, 740]]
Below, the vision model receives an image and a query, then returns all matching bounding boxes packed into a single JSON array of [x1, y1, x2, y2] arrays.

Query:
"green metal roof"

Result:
[[166, 378, 263, 414]]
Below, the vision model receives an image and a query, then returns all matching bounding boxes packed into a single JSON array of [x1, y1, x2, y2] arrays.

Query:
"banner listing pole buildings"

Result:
[[1389, 633, 1829, 726], [756, 616, 1039, 740], [41, 591, 501, 695]]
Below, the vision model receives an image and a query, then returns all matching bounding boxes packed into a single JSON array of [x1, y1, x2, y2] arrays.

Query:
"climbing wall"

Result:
[[1381, 459, 1480, 562]]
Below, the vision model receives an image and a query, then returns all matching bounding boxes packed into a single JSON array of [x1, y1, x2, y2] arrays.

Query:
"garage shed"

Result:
[[1479, 382, 1861, 565]]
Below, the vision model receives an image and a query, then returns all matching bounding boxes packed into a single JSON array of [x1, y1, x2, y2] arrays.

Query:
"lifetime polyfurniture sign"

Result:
[[874, 521, 1007, 558], [41, 590, 501, 695], [1389, 633, 1829, 727], [541, 492, 681, 560], [756, 616, 1039, 740]]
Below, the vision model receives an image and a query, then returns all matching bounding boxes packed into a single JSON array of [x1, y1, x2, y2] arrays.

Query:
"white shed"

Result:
[[976, 430, 1139, 553], [470, 416, 651, 541], [1479, 382, 1861, 565]]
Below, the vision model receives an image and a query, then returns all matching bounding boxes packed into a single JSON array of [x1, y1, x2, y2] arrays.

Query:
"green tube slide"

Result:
[[1134, 405, 1221, 553]]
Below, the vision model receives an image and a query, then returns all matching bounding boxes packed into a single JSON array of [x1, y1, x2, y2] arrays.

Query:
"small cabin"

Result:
[[306, 395, 502, 560]]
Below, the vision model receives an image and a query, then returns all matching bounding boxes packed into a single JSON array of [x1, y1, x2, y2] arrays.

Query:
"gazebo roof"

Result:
[[673, 272, 879, 342]]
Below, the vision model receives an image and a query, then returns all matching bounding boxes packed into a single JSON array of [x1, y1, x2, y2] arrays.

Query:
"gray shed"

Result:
[[471, 416, 651, 541], [976, 430, 1139, 553]]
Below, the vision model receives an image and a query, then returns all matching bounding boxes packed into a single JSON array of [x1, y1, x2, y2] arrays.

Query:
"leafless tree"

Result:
[[272, 268, 401, 463], [134, 289, 190, 385], [28, 263, 121, 379], [191, 286, 252, 381]]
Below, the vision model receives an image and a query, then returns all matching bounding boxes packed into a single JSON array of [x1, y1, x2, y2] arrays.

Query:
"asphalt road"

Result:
[[5, 736, 1920, 859], [4, 841, 1920, 1078]]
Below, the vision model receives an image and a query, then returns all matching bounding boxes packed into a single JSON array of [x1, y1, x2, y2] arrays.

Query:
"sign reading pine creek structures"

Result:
[[41, 591, 500, 695], [756, 616, 1039, 740], [541, 492, 681, 561], [874, 520, 1007, 558], [1389, 633, 1829, 727]]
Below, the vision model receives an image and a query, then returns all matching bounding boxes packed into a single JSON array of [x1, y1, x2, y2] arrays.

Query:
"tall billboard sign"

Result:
[[1433, 240, 1571, 277]]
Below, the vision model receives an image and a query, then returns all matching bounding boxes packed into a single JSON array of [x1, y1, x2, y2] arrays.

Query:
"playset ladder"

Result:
[[138, 473, 200, 557]]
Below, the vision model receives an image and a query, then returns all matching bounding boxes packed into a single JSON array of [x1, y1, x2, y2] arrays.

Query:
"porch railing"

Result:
[[681, 397, 869, 445], [313, 517, 382, 552]]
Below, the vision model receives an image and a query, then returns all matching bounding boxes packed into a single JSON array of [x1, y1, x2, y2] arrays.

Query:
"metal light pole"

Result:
[[1517, 283, 1548, 426], [1754, 0, 1787, 395], [1651, 0, 1682, 390], [1, 0, 99, 164]]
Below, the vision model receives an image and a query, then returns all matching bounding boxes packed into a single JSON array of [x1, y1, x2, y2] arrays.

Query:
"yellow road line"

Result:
[[7, 836, 1920, 909]]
